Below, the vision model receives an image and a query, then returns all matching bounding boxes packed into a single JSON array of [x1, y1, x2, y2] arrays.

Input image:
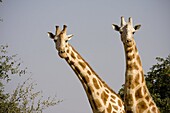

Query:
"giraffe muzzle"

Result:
[[58, 50, 67, 58]]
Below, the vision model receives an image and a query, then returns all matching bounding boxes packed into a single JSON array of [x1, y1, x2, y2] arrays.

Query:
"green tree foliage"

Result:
[[0, 45, 62, 113], [145, 55, 170, 112], [118, 55, 170, 113]]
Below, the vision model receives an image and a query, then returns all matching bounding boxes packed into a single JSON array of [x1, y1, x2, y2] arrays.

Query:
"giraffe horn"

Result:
[[62, 25, 67, 34], [129, 17, 133, 25], [121, 16, 126, 26], [55, 26, 60, 35]]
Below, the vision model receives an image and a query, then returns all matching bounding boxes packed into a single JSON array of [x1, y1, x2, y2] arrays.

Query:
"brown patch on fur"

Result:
[[69, 60, 75, 66], [118, 99, 123, 107], [107, 103, 112, 113], [136, 101, 148, 112], [87, 70, 91, 75], [127, 61, 138, 71], [133, 62, 139, 70], [127, 64, 133, 71], [112, 104, 118, 111], [93, 78, 100, 89], [149, 101, 155, 106], [147, 110, 152, 113], [88, 85, 94, 95], [105, 89, 110, 94], [98, 81, 102, 87], [145, 95, 150, 102], [135, 46, 138, 53], [128, 74, 133, 81], [65, 57, 69, 61], [128, 75, 135, 89], [127, 62, 139, 71], [143, 86, 147, 95], [134, 73, 140, 88], [125, 93, 133, 106], [101, 91, 109, 105], [71, 51, 76, 59], [77, 54, 81, 59], [136, 55, 142, 66], [111, 95, 116, 100], [140, 71, 145, 83], [78, 61, 86, 69], [127, 54, 134, 61], [135, 87, 143, 99], [110, 99, 116, 103], [126, 47, 133, 54], [75, 66, 81, 74], [82, 76, 90, 84], [66, 49, 70, 54], [152, 107, 157, 112]]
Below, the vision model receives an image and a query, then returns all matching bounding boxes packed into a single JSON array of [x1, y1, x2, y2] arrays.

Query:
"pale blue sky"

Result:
[[0, 0, 170, 113]]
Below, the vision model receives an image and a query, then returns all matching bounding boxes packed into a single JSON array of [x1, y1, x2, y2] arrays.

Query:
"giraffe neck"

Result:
[[62, 44, 125, 113], [123, 39, 160, 113]]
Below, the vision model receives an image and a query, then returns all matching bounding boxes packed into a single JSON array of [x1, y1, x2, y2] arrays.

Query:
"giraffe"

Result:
[[112, 17, 160, 113], [48, 25, 125, 113]]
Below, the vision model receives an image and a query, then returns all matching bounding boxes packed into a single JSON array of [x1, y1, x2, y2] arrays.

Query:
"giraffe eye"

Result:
[[54, 39, 57, 43], [65, 40, 68, 43]]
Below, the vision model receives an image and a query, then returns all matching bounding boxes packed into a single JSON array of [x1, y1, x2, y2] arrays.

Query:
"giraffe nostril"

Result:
[[60, 50, 65, 54], [127, 39, 132, 43]]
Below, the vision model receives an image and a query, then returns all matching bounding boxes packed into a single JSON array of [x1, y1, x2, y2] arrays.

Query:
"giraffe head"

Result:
[[48, 25, 73, 58], [112, 17, 141, 46]]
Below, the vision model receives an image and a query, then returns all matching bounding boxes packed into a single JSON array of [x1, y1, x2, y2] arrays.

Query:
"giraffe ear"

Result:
[[112, 24, 120, 31], [67, 34, 74, 40], [134, 24, 141, 31], [48, 32, 55, 39]]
